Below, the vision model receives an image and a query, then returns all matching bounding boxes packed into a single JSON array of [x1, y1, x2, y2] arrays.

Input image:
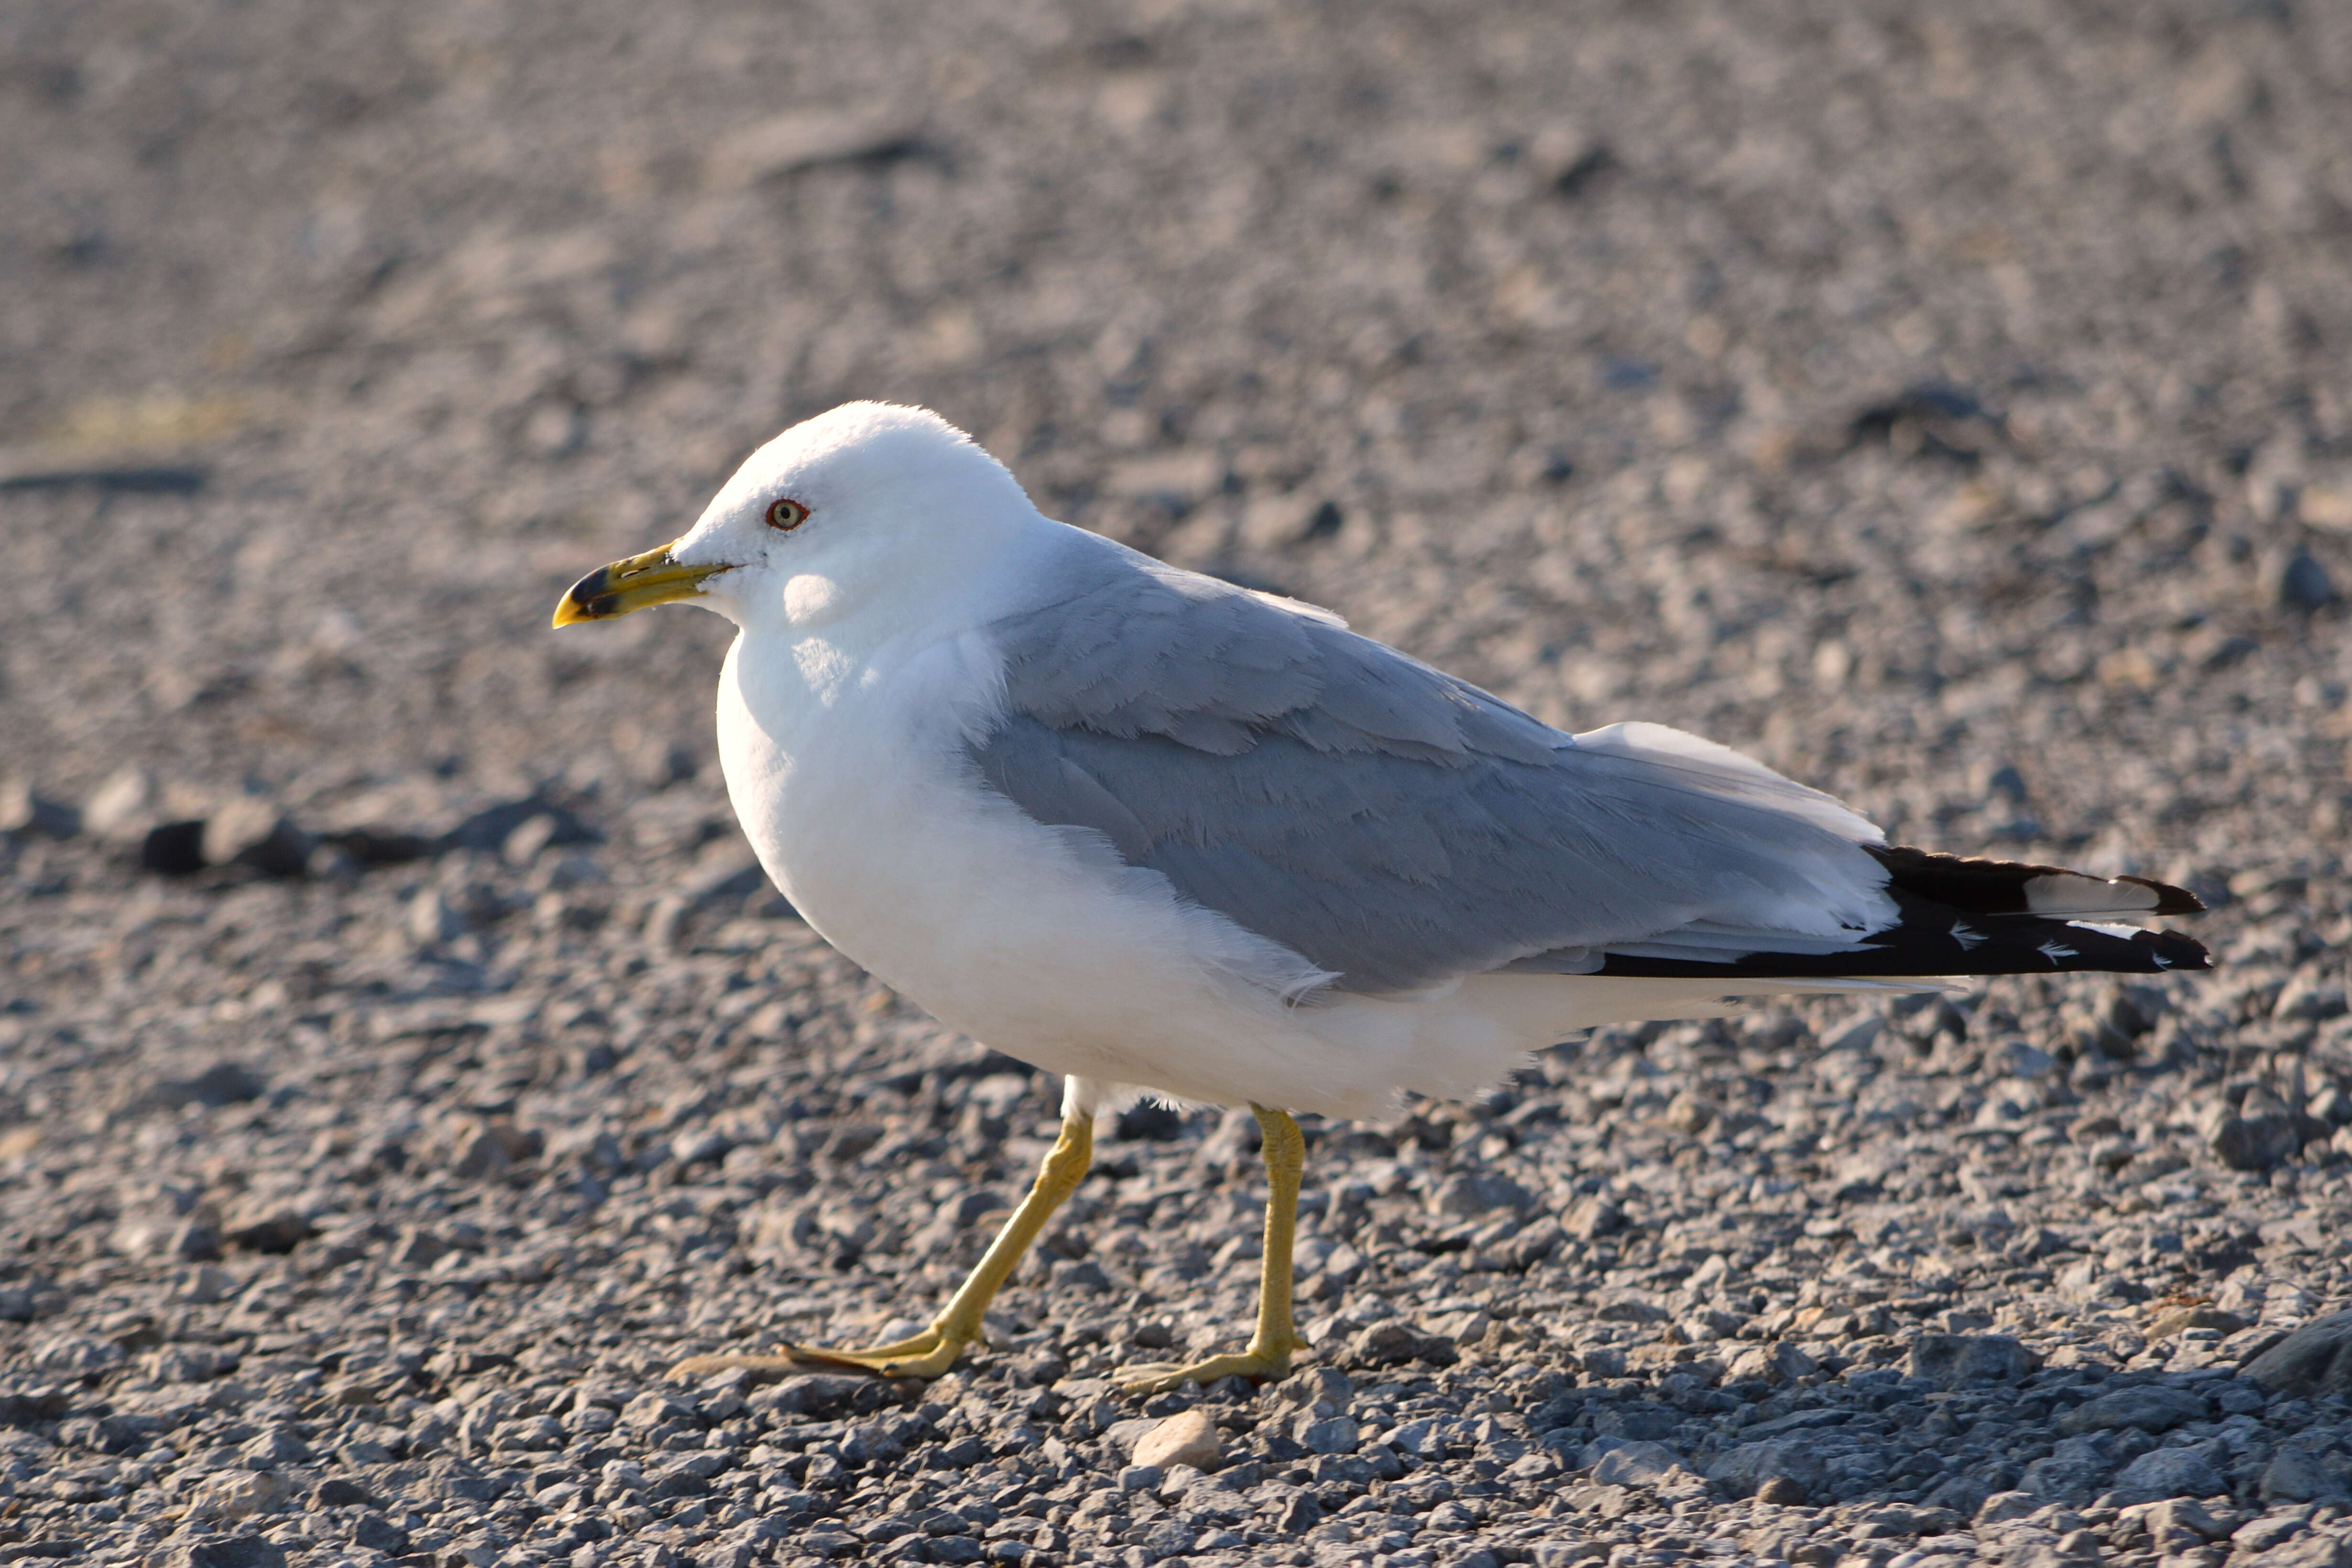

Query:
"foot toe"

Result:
[[666, 1352, 803, 1382], [1113, 1350, 1291, 1394]]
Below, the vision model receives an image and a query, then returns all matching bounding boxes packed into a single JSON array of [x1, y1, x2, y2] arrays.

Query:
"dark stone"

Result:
[[320, 824, 436, 864], [0, 1386, 75, 1425], [139, 819, 209, 874], [1272, 1491, 1322, 1532], [444, 797, 597, 855], [2280, 549, 2338, 610], [1907, 1335, 2039, 1389], [175, 1537, 288, 1568], [748, 1373, 883, 1419], [1346, 1320, 1458, 1370], [0, 782, 79, 839], [2112, 1445, 2227, 1502], [98, 1412, 165, 1451], [2057, 1384, 2209, 1435], [0, 463, 208, 494], [2210, 1111, 2307, 1172], [224, 1207, 315, 1254], [2018, 1434, 2114, 1506], [1431, 1171, 1538, 1217], [2259, 1444, 2352, 1506], [201, 798, 315, 877], [314, 1476, 376, 1508], [1706, 1439, 1826, 1502], [350, 1513, 408, 1553], [2243, 1310, 2352, 1397], [148, 1061, 267, 1109]]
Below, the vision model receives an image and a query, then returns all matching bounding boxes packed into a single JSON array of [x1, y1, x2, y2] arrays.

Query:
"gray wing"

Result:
[[970, 530, 1897, 996]]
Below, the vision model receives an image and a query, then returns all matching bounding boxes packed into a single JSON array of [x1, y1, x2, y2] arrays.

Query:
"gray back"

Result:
[[969, 531, 1884, 996]]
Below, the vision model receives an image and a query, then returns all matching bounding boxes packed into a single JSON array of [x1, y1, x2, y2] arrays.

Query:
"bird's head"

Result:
[[552, 401, 1036, 636]]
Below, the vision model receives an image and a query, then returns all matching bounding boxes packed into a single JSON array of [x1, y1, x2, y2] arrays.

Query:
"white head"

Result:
[[553, 402, 1042, 637]]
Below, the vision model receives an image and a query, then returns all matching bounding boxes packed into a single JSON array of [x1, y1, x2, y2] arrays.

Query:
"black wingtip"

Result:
[[2137, 928, 2212, 971], [1867, 844, 2210, 920], [2116, 873, 2206, 917]]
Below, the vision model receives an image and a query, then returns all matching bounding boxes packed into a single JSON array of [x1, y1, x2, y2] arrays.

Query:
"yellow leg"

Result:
[[1116, 1104, 1305, 1394], [670, 1108, 1093, 1382]]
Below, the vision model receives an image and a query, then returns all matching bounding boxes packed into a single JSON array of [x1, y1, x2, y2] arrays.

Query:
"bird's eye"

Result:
[[766, 497, 809, 531]]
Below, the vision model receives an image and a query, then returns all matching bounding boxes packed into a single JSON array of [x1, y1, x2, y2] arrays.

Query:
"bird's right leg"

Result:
[[669, 1106, 1093, 1382]]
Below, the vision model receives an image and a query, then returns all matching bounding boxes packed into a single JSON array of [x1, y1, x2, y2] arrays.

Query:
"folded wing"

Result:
[[971, 531, 2207, 999]]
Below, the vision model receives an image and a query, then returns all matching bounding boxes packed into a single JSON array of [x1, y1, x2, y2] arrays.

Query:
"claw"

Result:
[[665, 1351, 807, 1382], [777, 1327, 972, 1379], [1113, 1348, 1294, 1395], [667, 1324, 976, 1383]]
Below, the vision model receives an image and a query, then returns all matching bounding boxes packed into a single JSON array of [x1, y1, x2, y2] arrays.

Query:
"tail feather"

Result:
[[1589, 844, 2210, 982], [1866, 844, 2204, 918]]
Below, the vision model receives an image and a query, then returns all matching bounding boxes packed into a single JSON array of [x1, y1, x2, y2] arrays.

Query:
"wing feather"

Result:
[[972, 529, 2206, 995]]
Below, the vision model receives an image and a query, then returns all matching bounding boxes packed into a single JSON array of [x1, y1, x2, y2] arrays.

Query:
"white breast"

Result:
[[713, 626, 1485, 1114]]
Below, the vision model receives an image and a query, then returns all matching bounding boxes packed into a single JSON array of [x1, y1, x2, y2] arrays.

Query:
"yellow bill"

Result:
[[551, 542, 732, 628]]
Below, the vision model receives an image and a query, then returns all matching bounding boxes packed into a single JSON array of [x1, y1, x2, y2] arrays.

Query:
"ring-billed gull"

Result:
[[554, 402, 2207, 1393]]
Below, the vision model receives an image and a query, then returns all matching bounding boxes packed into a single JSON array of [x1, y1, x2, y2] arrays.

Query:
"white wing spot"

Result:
[[2037, 939, 2078, 965], [2152, 953, 2173, 969], [1951, 921, 1985, 951]]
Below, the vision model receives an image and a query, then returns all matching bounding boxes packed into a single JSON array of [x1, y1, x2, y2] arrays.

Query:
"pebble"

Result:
[[1131, 1409, 1221, 1472], [199, 798, 314, 877], [0, 780, 79, 839]]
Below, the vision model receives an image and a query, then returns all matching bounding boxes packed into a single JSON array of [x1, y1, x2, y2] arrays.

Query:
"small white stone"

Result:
[[1132, 1407, 1221, 1472]]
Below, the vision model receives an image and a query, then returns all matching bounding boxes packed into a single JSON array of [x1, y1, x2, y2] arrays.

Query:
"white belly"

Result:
[[714, 634, 1449, 1113]]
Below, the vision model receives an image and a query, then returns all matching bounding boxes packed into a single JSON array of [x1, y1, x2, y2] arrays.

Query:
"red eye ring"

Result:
[[766, 497, 809, 531]]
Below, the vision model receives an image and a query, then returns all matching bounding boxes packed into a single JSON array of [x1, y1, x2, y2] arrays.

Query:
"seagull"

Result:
[[553, 402, 2209, 1393]]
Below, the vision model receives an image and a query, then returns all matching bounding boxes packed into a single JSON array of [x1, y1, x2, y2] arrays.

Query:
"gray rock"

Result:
[[1346, 1320, 1457, 1369], [1267, 1367, 1353, 1419], [2238, 1530, 2352, 1568], [2261, 1446, 2352, 1506], [1975, 1491, 2043, 1524], [2244, 1311, 2352, 1397], [1586, 1439, 1685, 1487], [2057, 1383, 2209, 1435], [1595, 1297, 1669, 1325], [2112, 1443, 2227, 1501], [146, 1061, 267, 1110], [2210, 1106, 2310, 1172], [1907, 1334, 2040, 1388], [222, 1204, 314, 1254], [1430, 1171, 1537, 1217], [173, 1539, 288, 1568], [82, 767, 158, 842], [2279, 550, 2338, 610], [1564, 1196, 1624, 1239], [746, 1373, 876, 1419], [201, 797, 315, 876], [1294, 1414, 1359, 1454], [1706, 1439, 1827, 1502], [2019, 1434, 2116, 1505], [0, 780, 78, 838]]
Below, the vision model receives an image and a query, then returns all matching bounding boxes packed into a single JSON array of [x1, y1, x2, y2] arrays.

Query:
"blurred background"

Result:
[[3, 0, 2345, 873]]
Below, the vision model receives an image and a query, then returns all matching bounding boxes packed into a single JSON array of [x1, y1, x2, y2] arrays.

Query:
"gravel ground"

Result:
[[6, 1, 2352, 1566]]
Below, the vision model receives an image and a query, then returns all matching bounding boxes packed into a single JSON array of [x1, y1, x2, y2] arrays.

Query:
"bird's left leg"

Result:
[[669, 1106, 1093, 1382], [1116, 1104, 1305, 1393]]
